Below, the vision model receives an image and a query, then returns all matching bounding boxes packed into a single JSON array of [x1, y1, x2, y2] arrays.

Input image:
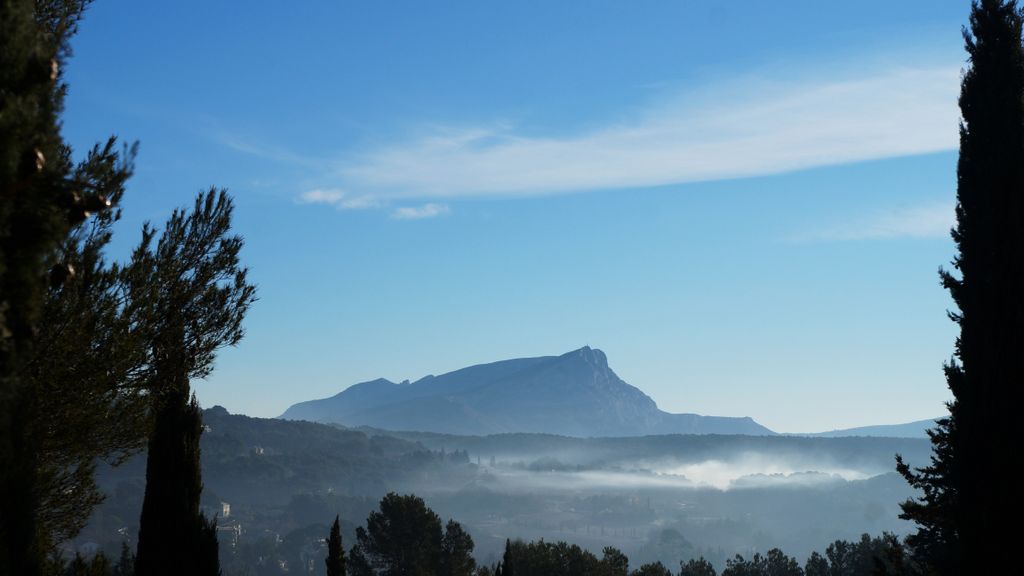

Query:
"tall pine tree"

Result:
[[898, 1, 1024, 573], [131, 190, 255, 576]]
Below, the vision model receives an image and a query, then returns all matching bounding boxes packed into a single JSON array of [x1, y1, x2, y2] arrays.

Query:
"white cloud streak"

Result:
[[333, 66, 960, 200], [390, 203, 451, 220], [802, 201, 955, 242], [299, 189, 345, 204], [298, 188, 379, 210]]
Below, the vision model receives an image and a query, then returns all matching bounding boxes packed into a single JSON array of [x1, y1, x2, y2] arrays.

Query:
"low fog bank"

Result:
[[377, 428, 933, 475], [475, 452, 879, 492], [427, 468, 915, 566], [412, 447, 920, 563], [411, 432, 926, 566]]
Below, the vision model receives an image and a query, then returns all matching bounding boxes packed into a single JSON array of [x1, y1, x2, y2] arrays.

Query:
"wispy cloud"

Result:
[[390, 203, 450, 220], [216, 59, 961, 208], [799, 201, 955, 242], [332, 65, 960, 200], [297, 188, 378, 210], [216, 132, 323, 169], [299, 189, 345, 204]]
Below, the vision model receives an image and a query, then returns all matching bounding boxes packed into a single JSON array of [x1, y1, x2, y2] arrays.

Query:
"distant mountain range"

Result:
[[280, 346, 774, 437], [802, 418, 940, 439]]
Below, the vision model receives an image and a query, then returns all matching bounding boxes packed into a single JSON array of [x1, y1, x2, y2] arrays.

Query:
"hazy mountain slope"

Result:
[[806, 418, 940, 438], [280, 347, 773, 436], [81, 407, 928, 563]]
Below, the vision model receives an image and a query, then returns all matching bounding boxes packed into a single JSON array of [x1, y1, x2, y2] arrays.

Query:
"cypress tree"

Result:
[[131, 190, 255, 576], [501, 539, 515, 576], [134, 390, 209, 575], [1, 1, 108, 572], [898, 1, 1024, 573], [326, 515, 346, 576]]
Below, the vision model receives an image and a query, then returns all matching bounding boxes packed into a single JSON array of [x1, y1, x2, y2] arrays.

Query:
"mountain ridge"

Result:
[[280, 347, 774, 437], [797, 418, 940, 438]]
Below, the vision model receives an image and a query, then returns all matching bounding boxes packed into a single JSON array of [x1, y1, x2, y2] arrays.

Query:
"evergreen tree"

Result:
[[1, 0, 116, 572], [113, 541, 135, 576], [29, 138, 145, 547], [495, 539, 616, 576], [5, 0, 210, 555], [197, 513, 221, 576], [630, 561, 673, 576], [678, 558, 716, 576], [600, 547, 629, 576], [327, 515, 347, 576], [802, 553, 827, 576], [501, 539, 515, 576], [762, 550, 801, 576], [353, 492, 445, 575], [134, 391, 211, 576], [897, 1, 1024, 573], [132, 190, 255, 576], [347, 545, 373, 576], [439, 519, 475, 576], [720, 550, 801, 576]]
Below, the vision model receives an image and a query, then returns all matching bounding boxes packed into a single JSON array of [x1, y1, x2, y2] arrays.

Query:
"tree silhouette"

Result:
[[0, 0, 119, 572], [720, 549, 801, 576], [897, 1, 1024, 573], [439, 519, 476, 576], [27, 138, 147, 547], [347, 544, 373, 576], [133, 190, 256, 576], [353, 492, 445, 575], [327, 515, 347, 576], [631, 561, 673, 576], [678, 558, 716, 576], [803, 553, 827, 576], [495, 539, 629, 576]]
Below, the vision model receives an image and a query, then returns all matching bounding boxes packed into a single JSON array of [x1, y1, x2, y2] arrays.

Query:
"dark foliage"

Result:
[[897, 1, 1024, 574], [678, 558, 717, 576], [327, 516, 347, 576], [631, 561, 673, 576], [113, 542, 134, 576], [29, 138, 146, 547], [0, 0, 123, 572], [133, 391, 213, 575], [496, 538, 629, 576], [133, 190, 254, 576], [803, 553, 827, 576], [347, 544, 374, 576], [440, 520, 476, 576], [351, 493, 476, 576]]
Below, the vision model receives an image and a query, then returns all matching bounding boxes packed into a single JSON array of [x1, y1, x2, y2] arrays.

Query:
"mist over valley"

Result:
[[79, 397, 931, 569]]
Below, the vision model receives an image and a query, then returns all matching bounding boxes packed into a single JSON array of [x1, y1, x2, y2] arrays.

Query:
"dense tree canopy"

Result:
[[898, 1, 1024, 573], [28, 138, 147, 546], [133, 189, 256, 576], [631, 561, 673, 576], [678, 558, 717, 576], [720, 549, 801, 576], [497, 538, 628, 576], [1, 0, 120, 571], [350, 493, 475, 576]]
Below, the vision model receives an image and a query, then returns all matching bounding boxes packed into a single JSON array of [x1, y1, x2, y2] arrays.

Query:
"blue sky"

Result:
[[62, 0, 973, 432]]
